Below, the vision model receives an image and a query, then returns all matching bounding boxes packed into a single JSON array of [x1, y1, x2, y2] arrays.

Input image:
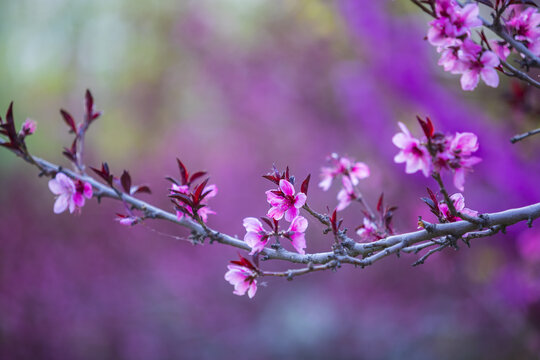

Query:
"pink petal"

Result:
[[480, 51, 500, 68], [72, 192, 85, 207], [294, 193, 307, 208], [243, 217, 264, 233], [450, 193, 465, 212], [289, 216, 308, 233], [53, 194, 69, 214], [453, 168, 465, 191], [480, 67, 499, 88], [233, 279, 250, 296], [247, 282, 257, 298], [267, 206, 285, 221], [83, 182, 93, 199], [279, 179, 295, 197], [460, 70, 479, 91], [290, 232, 306, 255], [48, 179, 65, 195], [392, 133, 409, 149], [351, 162, 370, 180], [284, 207, 299, 222], [318, 176, 333, 191]]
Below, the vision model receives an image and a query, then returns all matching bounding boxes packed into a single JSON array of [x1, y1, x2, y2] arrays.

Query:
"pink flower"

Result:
[[20, 118, 36, 136], [438, 45, 466, 73], [392, 122, 431, 177], [48, 173, 93, 214], [506, 6, 540, 47], [458, 40, 500, 91], [266, 179, 306, 221], [336, 176, 355, 211], [224, 259, 258, 298], [490, 40, 511, 61], [427, 3, 481, 47], [439, 193, 478, 222], [356, 218, 378, 241], [286, 216, 308, 254], [243, 217, 270, 255], [447, 132, 482, 191], [318, 153, 369, 191]]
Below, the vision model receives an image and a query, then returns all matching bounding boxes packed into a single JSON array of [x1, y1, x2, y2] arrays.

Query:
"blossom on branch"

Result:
[[243, 217, 271, 255], [457, 40, 500, 91], [48, 173, 93, 214], [506, 6, 540, 56], [224, 256, 258, 298], [285, 216, 308, 255], [318, 153, 370, 191], [439, 193, 478, 222], [392, 122, 431, 177], [266, 179, 306, 222]]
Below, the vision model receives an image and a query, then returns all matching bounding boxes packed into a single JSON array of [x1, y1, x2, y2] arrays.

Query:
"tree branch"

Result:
[[3, 137, 540, 276]]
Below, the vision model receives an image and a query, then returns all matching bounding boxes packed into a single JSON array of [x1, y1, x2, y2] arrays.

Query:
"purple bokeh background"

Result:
[[1, 0, 540, 358]]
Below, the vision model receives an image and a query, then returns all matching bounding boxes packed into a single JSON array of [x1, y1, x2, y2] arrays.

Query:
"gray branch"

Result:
[[2, 137, 540, 277]]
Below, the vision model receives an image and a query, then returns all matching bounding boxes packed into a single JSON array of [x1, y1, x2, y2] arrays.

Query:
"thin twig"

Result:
[[510, 127, 540, 144]]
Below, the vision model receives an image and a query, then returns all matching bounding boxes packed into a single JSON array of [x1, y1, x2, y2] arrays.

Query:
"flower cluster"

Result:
[[237, 167, 309, 282], [505, 5, 540, 57], [319, 153, 370, 211], [48, 173, 93, 214], [393, 118, 481, 191], [427, 0, 500, 91], [224, 256, 259, 298]]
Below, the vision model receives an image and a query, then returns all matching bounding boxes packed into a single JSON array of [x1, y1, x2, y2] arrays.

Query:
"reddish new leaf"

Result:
[[60, 109, 77, 133], [177, 158, 189, 185], [120, 170, 132, 194], [301, 174, 311, 195]]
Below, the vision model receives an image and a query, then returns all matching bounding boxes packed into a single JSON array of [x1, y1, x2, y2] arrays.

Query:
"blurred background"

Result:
[[1, 0, 540, 359]]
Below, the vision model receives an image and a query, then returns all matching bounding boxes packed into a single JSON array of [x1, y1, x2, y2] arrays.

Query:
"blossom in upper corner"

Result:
[[224, 257, 258, 298], [266, 179, 306, 222], [48, 173, 93, 214], [318, 153, 370, 191], [286, 216, 308, 255], [439, 193, 478, 222], [392, 122, 431, 177], [458, 40, 500, 91], [428, 2, 481, 48], [506, 6, 540, 55], [243, 217, 270, 255]]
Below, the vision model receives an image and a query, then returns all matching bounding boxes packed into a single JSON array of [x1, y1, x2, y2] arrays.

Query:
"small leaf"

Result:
[[60, 109, 77, 133], [260, 217, 274, 229], [177, 158, 189, 185], [131, 185, 152, 195], [300, 174, 311, 195], [121, 170, 132, 193], [193, 178, 209, 204], [377, 193, 384, 213], [189, 171, 207, 185]]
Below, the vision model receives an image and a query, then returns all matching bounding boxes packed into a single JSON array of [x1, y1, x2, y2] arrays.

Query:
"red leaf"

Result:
[[193, 178, 209, 204], [120, 170, 131, 193], [377, 193, 384, 213], [131, 185, 152, 195], [260, 217, 274, 229], [300, 174, 311, 195], [177, 158, 189, 185], [189, 171, 207, 184], [60, 109, 77, 133]]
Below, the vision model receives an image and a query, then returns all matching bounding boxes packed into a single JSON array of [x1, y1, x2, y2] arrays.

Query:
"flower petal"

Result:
[[279, 179, 295, 197]]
